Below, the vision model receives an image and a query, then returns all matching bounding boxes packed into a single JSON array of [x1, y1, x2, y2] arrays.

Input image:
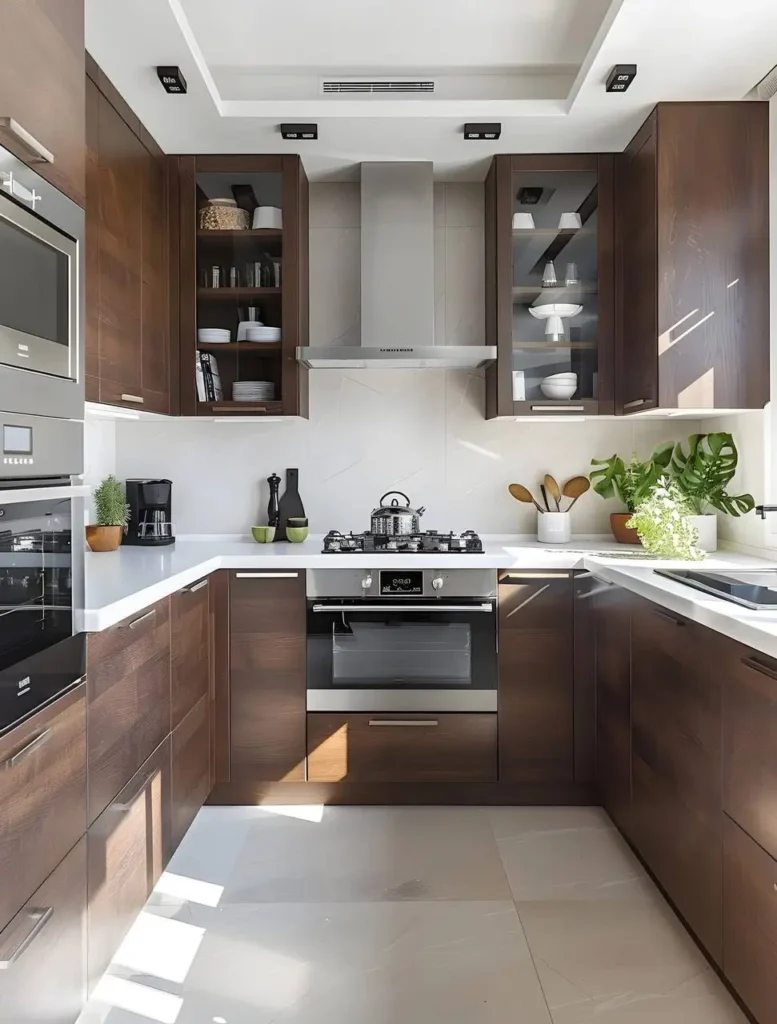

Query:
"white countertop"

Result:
[[82, 535, 777, 661]]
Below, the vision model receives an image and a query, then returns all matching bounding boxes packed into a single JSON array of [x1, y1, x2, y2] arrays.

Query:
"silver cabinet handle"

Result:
[[184, 579, 209, 593], [530, 405, 586, 412], [651, 606, 685, 627], [120, 394, 144, 404], [312, 604, 493, 613], [500, 572, 570, 581], [126, 609, 155, 630], [742, 655, 777, 682], [1, 729, 51, 771], [623, 398, 648, 409], [0, 118, 54, 164], [368, 720, 439, 727], [236, 572, 299, 579], [0, 906, 53, 969]]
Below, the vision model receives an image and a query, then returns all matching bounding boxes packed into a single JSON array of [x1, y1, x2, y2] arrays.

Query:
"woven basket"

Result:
[[199, 199, 250, 231]]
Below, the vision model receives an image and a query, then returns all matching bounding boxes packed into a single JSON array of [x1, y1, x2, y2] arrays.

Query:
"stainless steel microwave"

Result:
[[0, 144, 84, 421]]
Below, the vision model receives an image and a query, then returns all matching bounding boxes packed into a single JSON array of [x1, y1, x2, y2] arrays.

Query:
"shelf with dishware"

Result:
[[174, 154, 309, 418]]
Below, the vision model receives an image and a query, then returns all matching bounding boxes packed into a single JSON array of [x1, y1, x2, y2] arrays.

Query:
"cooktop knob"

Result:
[[361, 574, 373, 590], [432, 576, 444, 590]]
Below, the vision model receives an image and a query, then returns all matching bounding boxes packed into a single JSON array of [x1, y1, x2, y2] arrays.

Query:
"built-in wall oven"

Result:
[[0, 143, 84, 421], [307, 568, 497, 712], [0, 413, 85, 737]]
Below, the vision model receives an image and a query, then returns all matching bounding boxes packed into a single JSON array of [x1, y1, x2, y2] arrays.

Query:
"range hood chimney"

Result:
[[297, 161, 496, 369]]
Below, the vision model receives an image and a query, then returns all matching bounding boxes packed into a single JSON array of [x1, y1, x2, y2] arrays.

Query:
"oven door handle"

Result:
[[311, 603, 494, 613]]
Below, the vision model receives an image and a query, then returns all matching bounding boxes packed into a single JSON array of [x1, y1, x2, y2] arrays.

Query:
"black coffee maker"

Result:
[[124, 479, 175, 546]]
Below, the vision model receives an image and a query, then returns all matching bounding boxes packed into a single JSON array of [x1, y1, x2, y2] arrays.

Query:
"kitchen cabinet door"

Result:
[[0, 0, 85, 207], [0, 837, 87, 1024], [87, 737, 171, 990], [594, 581, 633, 836], [498, 571, 574, 783], [171, 576, 211, 730], [230, 571, 307, 782], [631, 597, 722, 963], [171, 695, 211, 850], [141, 142, 170, 411]]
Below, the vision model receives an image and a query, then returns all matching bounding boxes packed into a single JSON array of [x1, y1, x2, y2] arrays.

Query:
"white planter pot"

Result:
[[537, 511, 571, 545], [688, 514, 718, 552]]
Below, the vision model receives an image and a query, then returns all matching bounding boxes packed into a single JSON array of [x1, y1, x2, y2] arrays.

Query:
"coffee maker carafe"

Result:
[[125, 479, 175, 546]]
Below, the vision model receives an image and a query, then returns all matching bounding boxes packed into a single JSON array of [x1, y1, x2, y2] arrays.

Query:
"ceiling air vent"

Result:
[[322, 80, 434, 95]]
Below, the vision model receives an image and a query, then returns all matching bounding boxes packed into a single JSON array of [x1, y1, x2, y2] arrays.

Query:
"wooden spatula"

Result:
[[544, 474, 562, 511], [508, 483, 545, 513], [562, 475, 590, 510]]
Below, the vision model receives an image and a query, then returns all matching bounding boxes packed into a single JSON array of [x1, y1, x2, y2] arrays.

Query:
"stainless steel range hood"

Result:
[[297, 162, 496, 370]]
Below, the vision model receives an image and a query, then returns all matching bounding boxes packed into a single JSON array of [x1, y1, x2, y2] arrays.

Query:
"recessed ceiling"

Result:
[[85, 0, 777, 180]]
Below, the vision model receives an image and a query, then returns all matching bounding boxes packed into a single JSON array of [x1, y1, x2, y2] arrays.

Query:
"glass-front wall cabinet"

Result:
[[486, 155, 613, 418], [177, 155, 309, 418]]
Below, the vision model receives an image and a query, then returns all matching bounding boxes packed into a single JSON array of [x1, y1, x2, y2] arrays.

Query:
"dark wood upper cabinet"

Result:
[[0, 0, 85, 207], [175, 155, 309, 418], [616, 102, 769, 413], [485, 154, 615, 418], [229, 570, 307, 783], [85, 58, 172, 413], [497, 570, 574, 782]]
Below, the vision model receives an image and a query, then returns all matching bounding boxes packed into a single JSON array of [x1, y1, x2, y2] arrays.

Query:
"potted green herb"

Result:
[[86, 475, 129, 552], [669, 433, 754, 552], [590, 443, 673, 543], [627, 477, 705, 560]]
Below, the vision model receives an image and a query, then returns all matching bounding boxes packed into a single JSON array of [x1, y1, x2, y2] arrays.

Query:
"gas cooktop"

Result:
[[322, 530, 484, 554]]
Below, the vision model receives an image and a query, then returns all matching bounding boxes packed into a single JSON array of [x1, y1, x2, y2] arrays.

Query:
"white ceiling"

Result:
[[85, 0, 777, 180]]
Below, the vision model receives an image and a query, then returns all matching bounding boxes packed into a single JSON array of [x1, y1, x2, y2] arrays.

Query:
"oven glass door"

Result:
[[307, 600, 497, 711], [0, 195, 76, 379]]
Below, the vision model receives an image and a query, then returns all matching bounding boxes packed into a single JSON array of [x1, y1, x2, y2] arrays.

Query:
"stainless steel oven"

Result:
[[0, 413, 85, 737], [0, 143, 84, 421], [307, 568, 497, 712]]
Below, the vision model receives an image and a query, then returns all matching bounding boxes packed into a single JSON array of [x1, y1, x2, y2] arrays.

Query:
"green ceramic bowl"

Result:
[[285, 526, 309, 543], [251, 525, 276, 543]]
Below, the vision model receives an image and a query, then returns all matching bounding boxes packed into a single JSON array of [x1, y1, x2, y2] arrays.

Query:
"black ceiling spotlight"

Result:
[[156, 66, 187, 94], [606, 64, 637, 93], [280, 123, 318, 140], [463, 122, 501, 140]]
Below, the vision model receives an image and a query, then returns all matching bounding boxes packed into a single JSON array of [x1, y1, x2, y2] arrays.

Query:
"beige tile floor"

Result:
[[77, 805, 746, 1024]]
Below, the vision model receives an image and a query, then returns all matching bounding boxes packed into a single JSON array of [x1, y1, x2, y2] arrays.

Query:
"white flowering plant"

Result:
[[626, 477, 705, 560]]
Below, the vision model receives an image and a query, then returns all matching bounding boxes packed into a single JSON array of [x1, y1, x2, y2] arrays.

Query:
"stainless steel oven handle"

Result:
[[369, 720, 439, 727], [311, 604, 494, 613]]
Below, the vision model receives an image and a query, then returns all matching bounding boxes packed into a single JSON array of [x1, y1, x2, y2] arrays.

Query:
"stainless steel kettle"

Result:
[[370, 491, 426, 536]]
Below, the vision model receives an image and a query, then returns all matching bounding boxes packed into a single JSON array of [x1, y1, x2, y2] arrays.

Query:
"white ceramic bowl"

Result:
[[529, 303, 583, 320], [543, 372, 578, 382], [252, 206, 283, 230], [540, 381, 578, 399]]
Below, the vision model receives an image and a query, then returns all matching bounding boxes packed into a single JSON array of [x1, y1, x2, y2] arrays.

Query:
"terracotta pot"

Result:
[[86, 525, 123, 552], [610, 512, 641, 545]]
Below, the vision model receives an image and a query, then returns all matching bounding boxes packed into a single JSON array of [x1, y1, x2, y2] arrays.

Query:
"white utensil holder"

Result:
[[537, 511, 571, 544]]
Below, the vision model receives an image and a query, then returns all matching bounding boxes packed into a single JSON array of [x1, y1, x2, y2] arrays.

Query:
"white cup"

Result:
[[537, 510, 571, 544], [558, 212, 583, 230], [512, 212, 535, 229]]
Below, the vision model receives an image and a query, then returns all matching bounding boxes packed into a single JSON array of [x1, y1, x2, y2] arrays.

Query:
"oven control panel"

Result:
[[307, 568, 497, 600], [380, 570, 424, 595]]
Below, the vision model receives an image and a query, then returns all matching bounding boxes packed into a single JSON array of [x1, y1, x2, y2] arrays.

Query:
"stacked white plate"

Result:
[[198, 328, 231, 344], [246, 325, 281, 343], [232, 380, 275, 402]]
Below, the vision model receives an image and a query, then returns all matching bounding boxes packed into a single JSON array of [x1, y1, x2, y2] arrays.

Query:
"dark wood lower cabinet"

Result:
[[171, 695, 211, 849], [171, 576, 211, 730], [723, 814, 777, 1024], [498, 571, 574, 783], [0, 837, 87, 1024], [87, 737, 171, 990], [307, 713, 498, 783]]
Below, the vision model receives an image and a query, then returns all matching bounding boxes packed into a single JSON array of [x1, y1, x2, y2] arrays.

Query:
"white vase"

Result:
[[688, 514, 717, 552], [537, 511, 571, 545]]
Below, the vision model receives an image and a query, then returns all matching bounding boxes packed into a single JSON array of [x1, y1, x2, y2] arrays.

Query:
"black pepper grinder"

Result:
[[267, 473, 281, 529]]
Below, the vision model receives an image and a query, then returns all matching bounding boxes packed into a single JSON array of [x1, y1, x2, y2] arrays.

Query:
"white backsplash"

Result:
[[102, 182, 701, 537]]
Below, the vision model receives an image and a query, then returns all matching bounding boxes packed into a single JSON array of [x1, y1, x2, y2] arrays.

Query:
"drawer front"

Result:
[[0, 836, 87, 1024], [171, 695, 211, 850], [87, 736, 170, 990], [0, 685, 86, 929], [723, 814, 777, 1024], [722, 643, 777, 861], [307, 713, 498, 783], [171, 576, 211, 730], [87, 598, 171, 824]]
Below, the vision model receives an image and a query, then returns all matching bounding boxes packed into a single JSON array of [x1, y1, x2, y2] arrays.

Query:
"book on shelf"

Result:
[[196, 352, 223, 402]]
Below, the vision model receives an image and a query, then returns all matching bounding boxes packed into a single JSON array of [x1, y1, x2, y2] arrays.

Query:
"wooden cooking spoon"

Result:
[[562, 475, 590, 510], [508, 483, 545, 513], [544, 474, 562, 511]]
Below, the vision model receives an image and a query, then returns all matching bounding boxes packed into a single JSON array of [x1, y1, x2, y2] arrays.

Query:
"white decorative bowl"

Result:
[[540, 381, 578, 399]]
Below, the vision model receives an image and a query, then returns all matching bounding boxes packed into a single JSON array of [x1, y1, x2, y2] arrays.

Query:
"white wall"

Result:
[[105, 182, 698, 537]]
